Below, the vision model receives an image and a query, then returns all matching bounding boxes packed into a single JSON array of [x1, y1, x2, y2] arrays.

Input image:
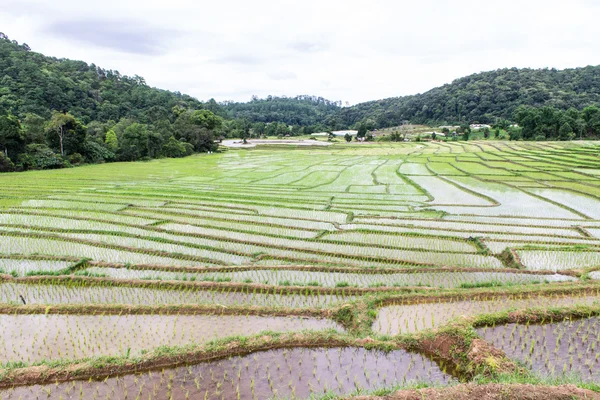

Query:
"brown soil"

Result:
[[354, 383, 600, 400], [416, 333, 519, 378], [497, 247, 525, 270], [414, 334, 467, 376], [466, 339, 518, 375]]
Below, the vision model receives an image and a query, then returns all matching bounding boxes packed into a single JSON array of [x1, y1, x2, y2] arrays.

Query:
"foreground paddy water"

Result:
[[0, 314, 343, 364], [0, 283, 355, 308], [373, 294, 600, 335], [2, 141, 600, 396], [0, 347, 454, 399], [478, 317, 600, 381]]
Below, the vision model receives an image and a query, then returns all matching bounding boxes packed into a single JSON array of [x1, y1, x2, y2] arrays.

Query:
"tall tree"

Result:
[[47, 111, 74, 156]]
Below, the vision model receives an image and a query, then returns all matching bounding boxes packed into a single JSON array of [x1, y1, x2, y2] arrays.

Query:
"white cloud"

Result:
[[1, 0, 599, 104]]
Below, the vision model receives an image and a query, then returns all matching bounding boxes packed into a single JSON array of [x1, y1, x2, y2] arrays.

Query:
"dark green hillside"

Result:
[[0, 34, 222, 123], [221, 95, 341, 128], [338, 66, 600, 127]]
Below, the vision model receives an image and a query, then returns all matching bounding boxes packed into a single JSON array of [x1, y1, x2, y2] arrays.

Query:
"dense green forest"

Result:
[[2, 32, 600, 172], [219, 68, 600, 130], [222, 95, 342, 130], [0, 34, 241, 172], [338, 67, 600, 128]]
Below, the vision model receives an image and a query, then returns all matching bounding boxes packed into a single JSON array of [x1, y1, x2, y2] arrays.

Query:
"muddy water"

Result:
[[477, 317, 600, 381], [373, 294, 600, 335], [0, 314, 342, 364], [0, 283, 355, 308], [0, 347, 454, 399]]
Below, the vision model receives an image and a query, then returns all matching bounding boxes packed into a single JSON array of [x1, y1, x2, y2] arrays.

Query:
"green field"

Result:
[[2, 140, 600, 398]]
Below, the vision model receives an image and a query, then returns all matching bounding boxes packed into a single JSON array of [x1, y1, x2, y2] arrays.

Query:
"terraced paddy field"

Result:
[[2, 140, 600, 398]]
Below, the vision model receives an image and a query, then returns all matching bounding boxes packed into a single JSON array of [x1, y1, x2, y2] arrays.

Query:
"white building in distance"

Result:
[[470, 124, 491, 130], [311, 130, 359, 137]]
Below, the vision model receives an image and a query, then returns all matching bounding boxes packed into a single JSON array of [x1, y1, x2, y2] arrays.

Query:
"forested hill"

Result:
[[0, 35, 230, 173], [338, 67, 600, 127], [221, 96, 342, 128], [0, 34, 221, 123], [2, 32, 600, 133]]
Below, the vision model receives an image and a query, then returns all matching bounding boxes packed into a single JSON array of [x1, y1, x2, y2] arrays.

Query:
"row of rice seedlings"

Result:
[[320, 231, 477, 253], [0, 235, 212, 267], [484, 242, 571, 254], [0, 314, 342, 364], [126, 207, 337, 231], [0, 347, 454, 399], [19, 200, 126, 213], [14, 231, 253, 266], [0, 283, 356, 308], [161, 222, 320, 240], [0, 259, 73, 277], [159, 202, 260, 215], [373, 293, 600, 335], [0, 213, 144, 233], [1, 213, 321, 261], [80, 267, 574, 289], [477, 317, 600, 381], [442, 215, 599, 228], [11, 208, 161, 226], [354, 217, 583, 238], [482, 234, 600, 248], [18, 224, 501, 269], [110, 184, 335, 206], [48, 194, 168, 208], [243, 204, 348, 223], [340, 224, 480, 239], [517, 250, 600, 271]]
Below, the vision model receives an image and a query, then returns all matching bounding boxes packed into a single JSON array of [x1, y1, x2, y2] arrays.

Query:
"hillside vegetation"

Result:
[[2, 32, 600, 173], [338, 66, 600, 127]]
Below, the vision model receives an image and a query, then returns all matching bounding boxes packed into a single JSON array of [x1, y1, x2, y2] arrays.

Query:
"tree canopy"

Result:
[[337, 67, 600, 128], [2, 32, 600, 174]]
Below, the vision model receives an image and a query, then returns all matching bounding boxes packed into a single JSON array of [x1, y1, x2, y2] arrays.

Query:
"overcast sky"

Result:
[[2, 0, 600, 105]]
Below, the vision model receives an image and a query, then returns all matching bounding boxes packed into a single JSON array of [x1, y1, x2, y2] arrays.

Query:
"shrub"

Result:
[[18, 144, 69, 170], [68, 152, 84, 165], [0, 152, 15, 172]]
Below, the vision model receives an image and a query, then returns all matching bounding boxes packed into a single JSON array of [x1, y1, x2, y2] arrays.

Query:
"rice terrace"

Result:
[[0, 139, 599, 399]]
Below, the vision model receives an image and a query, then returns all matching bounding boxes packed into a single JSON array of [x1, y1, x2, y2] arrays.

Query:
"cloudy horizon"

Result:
[[2, 0, 600, 105]]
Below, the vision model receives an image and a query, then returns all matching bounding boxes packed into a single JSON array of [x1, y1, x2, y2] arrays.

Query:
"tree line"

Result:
[[337, 67, 600, 129], [510, 105, 600, 141], [2, 32, 600, 173]]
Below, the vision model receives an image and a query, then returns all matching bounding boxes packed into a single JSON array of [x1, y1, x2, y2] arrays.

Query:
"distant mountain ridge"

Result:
[[2, 33, 600, 130], [337, 66, 600, 128]]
